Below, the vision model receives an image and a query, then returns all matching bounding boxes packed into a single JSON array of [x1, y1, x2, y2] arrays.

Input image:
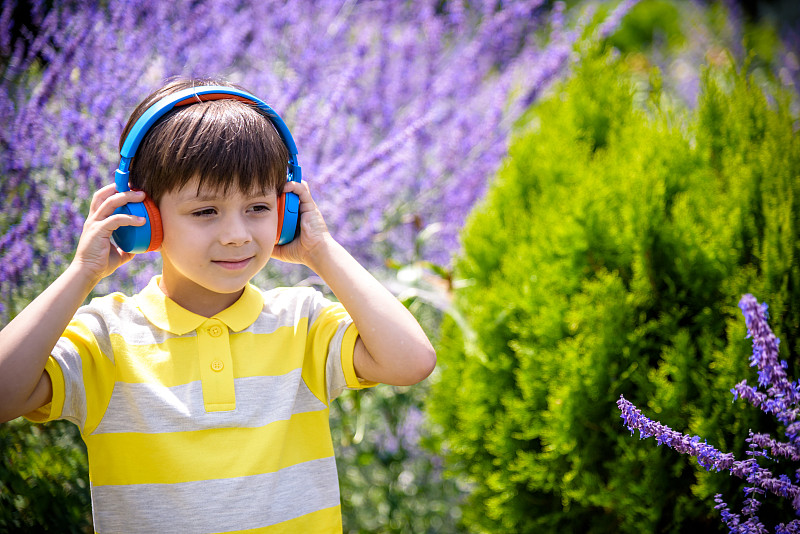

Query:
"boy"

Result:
[[0, 78, 436, 533]]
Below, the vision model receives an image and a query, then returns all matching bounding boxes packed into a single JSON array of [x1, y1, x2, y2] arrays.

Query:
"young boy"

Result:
[[0, 78, 436, 533]]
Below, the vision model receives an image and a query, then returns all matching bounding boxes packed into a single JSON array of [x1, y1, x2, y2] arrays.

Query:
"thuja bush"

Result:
[[428, 49, 800, 532], [0, 419, 92, 532]]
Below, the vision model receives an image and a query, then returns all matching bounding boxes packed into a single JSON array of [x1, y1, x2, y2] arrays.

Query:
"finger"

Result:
[[89, 183, 121, 213], [283, 181, 317, 212], [92, 190, 147, 221], [283, 180, 311, 198], [89, 213, 147, 239], [112, 247, 138, 267]]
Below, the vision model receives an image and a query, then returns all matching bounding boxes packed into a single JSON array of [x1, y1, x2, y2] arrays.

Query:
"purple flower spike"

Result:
[[619, 294, 800, 532], [734, 295, 800, 436]]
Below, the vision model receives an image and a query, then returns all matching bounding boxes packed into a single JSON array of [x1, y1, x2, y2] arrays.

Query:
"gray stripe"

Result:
[[73, 303, 115, 360], [326, 321, 351, 401], [92, 369, 326, 435], [92, 456, 341, 533]]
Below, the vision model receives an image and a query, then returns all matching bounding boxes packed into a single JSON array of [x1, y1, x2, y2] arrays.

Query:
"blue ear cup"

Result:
[[276, 164, 302, 245], [112, 86, 302, 253], [112, 170, 163, 253]]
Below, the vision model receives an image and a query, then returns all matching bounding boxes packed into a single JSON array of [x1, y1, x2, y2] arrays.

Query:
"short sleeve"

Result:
[[23, 305, 116, 434], [301, 290, 377, 402], [23, 356, 66, 423]]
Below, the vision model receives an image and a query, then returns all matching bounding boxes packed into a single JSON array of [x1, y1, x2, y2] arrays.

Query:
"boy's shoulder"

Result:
[[83, 290, 135, 316], [258, 284, 326, 308], [79, 290, 151, 328], [260, 284, 317, 299], [256, 285, 340, 318]]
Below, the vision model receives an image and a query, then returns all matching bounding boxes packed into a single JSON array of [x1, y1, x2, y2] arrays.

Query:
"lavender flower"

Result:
[[0, 0, 600, 318], [2, 0, 641, 322], [618, 295, 800, 531]]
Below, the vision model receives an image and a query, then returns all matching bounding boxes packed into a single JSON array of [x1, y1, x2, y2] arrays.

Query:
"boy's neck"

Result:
[[157, 274, 245, 318]]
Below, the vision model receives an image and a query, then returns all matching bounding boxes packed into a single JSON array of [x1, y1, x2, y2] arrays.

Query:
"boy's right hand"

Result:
[[71, 184, 147, 283]]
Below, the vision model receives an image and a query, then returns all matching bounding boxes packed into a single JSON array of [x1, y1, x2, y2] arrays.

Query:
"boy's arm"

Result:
[[0, 185, 146, 422], [273, 182, 436, 386]]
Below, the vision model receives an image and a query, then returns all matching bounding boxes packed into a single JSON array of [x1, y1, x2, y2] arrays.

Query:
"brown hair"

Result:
[[120, 77, 290, 205]]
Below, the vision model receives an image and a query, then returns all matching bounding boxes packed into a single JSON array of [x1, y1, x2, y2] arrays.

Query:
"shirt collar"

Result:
[[134, 276, 264, 335]]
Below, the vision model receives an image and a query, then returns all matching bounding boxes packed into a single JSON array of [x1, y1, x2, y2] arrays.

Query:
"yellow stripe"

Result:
[[233, 506, 342, 533], [340, 323, 361, 388], [112, 324, 309, 386], [232, 327, 307, 378], [86, 409, 333, 486], [340, 324, 377, 389], [23, 357, 65, 423], [112, 334, 200, 385]]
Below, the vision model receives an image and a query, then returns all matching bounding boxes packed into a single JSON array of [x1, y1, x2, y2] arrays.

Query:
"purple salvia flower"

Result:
[[620, 295, 800, 531], [735, 295, 800, 433], [618, 396, 738, 472], [716, 494, 744, 531], [618, 395, 800, 507], [749, 432, 800, 462]]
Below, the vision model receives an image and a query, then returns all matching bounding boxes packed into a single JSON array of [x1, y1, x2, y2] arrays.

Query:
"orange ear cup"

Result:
[[274, 193, 285, 245], [143, 196, 163, 252]]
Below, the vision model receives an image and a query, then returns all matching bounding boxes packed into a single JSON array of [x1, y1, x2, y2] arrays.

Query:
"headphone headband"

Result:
[[117, 85, 299, 175]]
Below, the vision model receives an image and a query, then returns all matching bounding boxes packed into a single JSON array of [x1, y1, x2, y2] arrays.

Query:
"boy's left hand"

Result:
[[271, 181, 334, 266]]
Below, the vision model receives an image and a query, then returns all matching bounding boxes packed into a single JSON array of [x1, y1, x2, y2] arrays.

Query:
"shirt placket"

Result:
[[197, 319, 236, 412]]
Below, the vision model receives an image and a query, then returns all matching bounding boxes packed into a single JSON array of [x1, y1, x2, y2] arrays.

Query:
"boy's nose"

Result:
[[219, 215, 252, 246]]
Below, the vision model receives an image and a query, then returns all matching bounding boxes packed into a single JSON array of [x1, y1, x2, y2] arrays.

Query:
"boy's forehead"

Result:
[[171, 177, 276, 201]]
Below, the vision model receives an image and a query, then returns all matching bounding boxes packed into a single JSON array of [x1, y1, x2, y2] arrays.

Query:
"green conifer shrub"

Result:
[[0, 419, 92, 532], [428, 51, 799, 532]]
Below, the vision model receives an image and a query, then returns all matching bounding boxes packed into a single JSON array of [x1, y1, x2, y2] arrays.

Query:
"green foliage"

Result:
[[0, 419, 91, 533], [606, 0, 685, 53], [428, 49, 800, 533], [333, 386, 467, 534]]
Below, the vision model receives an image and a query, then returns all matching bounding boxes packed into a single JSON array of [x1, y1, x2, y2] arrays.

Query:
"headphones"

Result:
[[112, 85, 302, 253]]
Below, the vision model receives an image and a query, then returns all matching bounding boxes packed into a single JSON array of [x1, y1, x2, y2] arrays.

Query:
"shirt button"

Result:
[[208, 325, 223, 337], [211, 360, 224, 372]]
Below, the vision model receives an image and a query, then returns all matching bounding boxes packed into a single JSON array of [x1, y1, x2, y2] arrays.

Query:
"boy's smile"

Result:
[[156, 178, 279, 316], [213, 258, 254, 270]]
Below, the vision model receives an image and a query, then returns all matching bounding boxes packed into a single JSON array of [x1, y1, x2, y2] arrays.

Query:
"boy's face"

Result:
[[156, 177, 279, 314]]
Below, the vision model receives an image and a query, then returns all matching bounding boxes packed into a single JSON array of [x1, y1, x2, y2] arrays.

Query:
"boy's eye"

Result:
[[192, 208, 217, 217], [250, 205, 271, 213]]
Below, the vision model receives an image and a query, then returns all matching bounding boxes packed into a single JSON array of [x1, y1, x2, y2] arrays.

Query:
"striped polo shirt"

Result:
[[26, 276, 376, 533]]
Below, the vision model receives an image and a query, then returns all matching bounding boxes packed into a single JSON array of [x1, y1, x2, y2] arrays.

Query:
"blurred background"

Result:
[[1, 0, 799, 532]]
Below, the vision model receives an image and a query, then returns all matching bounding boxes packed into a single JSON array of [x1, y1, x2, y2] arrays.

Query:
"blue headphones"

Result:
[[112, 85, 302, 253]]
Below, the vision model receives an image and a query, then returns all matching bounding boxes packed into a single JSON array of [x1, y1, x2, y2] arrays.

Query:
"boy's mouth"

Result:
[[213, 257, 253, 270]]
